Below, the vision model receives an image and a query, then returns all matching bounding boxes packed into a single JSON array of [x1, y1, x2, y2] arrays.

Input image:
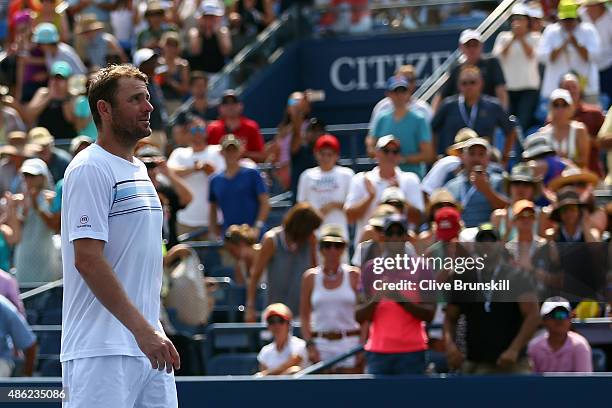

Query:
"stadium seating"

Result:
[[206, 353, 259, 376]]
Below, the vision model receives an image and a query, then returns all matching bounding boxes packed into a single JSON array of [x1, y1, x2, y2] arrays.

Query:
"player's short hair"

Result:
[[87, 64, 148, 126]]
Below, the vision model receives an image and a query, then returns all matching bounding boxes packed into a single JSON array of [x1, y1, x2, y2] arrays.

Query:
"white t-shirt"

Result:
[[493, 31, 541, 91], [368, 97, 433, 132], [580, 7, 612, 71], [257, 336, 308, 371], [344, 166, 424, 236], [60, 144, 164, 362], [537, 22, 601, 97], [421, 155, 462, 195], [167, 145, 225, 227], [297, 165, 355, 239]]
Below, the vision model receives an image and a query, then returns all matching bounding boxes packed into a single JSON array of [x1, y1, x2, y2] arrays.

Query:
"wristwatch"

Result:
[[255, 220, 264, 229]]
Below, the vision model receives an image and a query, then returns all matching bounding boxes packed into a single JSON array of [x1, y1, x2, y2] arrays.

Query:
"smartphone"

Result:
[[472, 165, 485, 173]]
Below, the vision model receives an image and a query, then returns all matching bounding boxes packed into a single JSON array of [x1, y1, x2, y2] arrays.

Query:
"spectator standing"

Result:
[[444, 225, 540, 374], [67, 0, 115, 33], [559, 73, 606, 176], [207, 90, 266, 162], [33, 0, 69, 43], [188, 1, 232, 76], [11, 158, 60, 284], [345, 135, 424, 238], [209, 134, 269, 237], [133, 48, 169, 153], [444, 138, 509, 228], [246, 203, 321, 321], [13, 61, 78, 139], [368, 64, 433, 128], [538, 88, 590, 168], [579, 0, 612, 101], [169, 71, 217, 148], [0, 196, 22, 276], [136, 1, 178, 51], [528, 297, 592, 372], [28, 127, 71, 184], [0, 132, 40, 195], [256, 303, 308, 376], [31, 23, 86, 76], [300, 225, 363, 373], [356, 215, 435, 375], [0, 295, 37, 377], [431, 65, 517, 163], [0, 268, 24, 316], [433, 29, 508, 110], [137, 144, 194, 249], [367, 75, 434, 178], [157, 32, 190, 114], [537, 0, 601, 102], [167, 116, 225, 240], [492, 3, 541, 131], [75, 15, 128, 71], [297, 134, 354, 240]]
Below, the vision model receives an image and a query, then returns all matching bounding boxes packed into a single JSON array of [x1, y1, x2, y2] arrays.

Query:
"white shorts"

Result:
[[314, 336, 360, 369], [62, 355, 177, 408]]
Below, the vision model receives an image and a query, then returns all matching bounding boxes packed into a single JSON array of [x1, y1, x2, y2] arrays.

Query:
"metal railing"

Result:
[[413, 0, 518, 102]]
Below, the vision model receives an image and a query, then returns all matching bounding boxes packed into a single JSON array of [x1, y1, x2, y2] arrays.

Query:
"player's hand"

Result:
[[135, 328, 181, 373]]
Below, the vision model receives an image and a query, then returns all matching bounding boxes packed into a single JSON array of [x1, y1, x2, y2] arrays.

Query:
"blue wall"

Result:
[[4, 374, 611, 407], [242, 29, 484, 128]]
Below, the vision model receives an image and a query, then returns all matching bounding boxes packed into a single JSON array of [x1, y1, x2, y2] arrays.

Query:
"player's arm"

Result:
[[73, 238, 181, 372]]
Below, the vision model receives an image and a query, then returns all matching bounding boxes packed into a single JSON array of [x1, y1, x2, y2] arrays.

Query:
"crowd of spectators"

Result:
[[0, 0, 611, 377]]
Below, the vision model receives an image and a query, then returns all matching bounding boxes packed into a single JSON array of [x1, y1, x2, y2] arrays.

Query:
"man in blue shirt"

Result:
[[209, 134, 270, 238], [432, 66, 517, 166], [0, 295, 37, 377], [367, 76, 434, 178], [444, 137, 509, 228]]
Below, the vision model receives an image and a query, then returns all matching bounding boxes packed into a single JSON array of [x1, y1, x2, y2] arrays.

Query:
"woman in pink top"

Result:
[[528, 297, 592, 372], [356, 214, 435, 375]]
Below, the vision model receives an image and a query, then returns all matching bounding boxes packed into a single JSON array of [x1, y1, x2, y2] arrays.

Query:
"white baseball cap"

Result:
[[550, 88, 573, 105], [540, 297, 571, 316], [132, 48, 157, 68], [459, 29, 482, 45], [20, 158, 48, 176]]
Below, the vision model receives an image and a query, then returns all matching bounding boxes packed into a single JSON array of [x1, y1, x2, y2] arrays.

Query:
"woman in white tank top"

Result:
[[300, 225, 364, 373], [539, 89, 590, 168]]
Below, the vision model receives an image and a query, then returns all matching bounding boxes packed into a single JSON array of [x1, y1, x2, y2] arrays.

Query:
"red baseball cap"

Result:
[[434, 207, 461, 241], [314, 134, 340, 153]]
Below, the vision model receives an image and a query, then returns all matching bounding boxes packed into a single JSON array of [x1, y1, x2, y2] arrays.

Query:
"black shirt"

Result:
[[440, 56, 506, 99], [290, 143, 316, 202], [449, 260, 534, 364]]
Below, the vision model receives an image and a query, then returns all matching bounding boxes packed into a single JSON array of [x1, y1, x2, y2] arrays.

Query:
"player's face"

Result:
[[109, 78, 154, 145]]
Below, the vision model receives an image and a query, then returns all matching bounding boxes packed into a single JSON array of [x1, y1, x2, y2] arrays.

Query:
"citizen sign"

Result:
[[329, 51, 452, 92]]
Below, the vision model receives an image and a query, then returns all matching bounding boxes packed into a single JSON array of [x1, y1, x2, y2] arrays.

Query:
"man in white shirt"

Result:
[[168, 114, 225, 239], [367, 64, 433, 131], [297, 134, 354, 240], [579, 0, 612, 101], [537, 0, 601, 102], [61, 65, 179, 407], [345, 135, 424, 239]]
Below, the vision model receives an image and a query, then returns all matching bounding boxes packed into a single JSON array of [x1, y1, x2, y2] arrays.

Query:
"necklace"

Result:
[[322, 265, 341, 281]]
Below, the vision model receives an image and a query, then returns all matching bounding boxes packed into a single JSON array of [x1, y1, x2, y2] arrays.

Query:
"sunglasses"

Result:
[[392, 87, 408, 93], [385, 200, 405, 210], [320, 241, 345, 250], [221, 99, 239, 105], [460, 79, 477, 86], [267, 316, 287, 325], [516, 211, 535, 219], [381, 147, 400, 155], [552, 102, 569, 109], [190, 126, 206, 135], [545, 309, 570, 320], [144, 161, 158, 169], [385, 227, 406, 237]]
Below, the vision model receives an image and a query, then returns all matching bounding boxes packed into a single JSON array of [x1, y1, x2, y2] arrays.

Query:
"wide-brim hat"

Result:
[[0, 143, 41, 157], [75, 14, 105, 34], [318, 224, 346, 244], [504, 162, 542, 195], [548, 166, 599, 192], [427, 188, 461, 222], [550, 186, 586, 222], [446, 128, 478, 156], [522, 133, 556, 160]]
